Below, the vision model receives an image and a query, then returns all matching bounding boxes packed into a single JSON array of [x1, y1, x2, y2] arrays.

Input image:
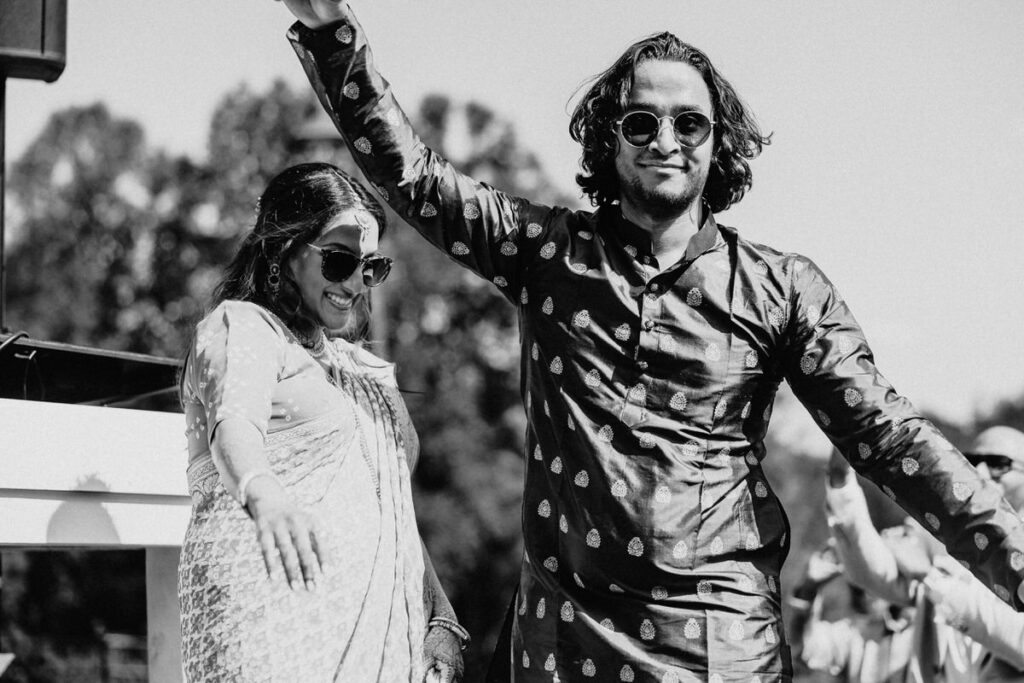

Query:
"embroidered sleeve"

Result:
[[187, 301, 285, 441], [783, 255, 1024, 609], [286, 8, 566, 304]]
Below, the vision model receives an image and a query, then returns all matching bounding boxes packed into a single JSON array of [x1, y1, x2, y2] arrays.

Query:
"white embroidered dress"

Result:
[[178, 300, 425, 682]]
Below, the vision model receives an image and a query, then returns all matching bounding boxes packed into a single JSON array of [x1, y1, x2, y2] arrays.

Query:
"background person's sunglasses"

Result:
[[965, 452, 1017, 480], [615, 110, 715, 149], [306, 244, 393, 287]]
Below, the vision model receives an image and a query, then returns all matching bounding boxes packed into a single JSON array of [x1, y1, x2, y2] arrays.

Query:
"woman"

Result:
[[178, 162, 466, 682]]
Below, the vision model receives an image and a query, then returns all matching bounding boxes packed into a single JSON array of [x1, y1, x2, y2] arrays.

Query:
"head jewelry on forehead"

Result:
[[353, 210, 374, 234]]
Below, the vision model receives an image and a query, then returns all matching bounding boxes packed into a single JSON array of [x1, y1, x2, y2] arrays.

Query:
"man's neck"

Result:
[[620, 200, 704, 269]]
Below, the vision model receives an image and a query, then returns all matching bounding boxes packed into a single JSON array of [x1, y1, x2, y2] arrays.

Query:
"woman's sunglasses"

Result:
[[306, 244, 393, 287], [614, 110, 715, 149]]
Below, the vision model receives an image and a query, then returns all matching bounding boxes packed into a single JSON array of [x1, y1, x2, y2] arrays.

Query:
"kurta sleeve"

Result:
[[187, 300, 284, 442], [286, 7, 562, 305], [782, 256, 1024, 609]]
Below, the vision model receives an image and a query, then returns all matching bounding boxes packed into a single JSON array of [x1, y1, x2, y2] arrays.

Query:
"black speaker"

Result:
[[0, 0, 67, 82]]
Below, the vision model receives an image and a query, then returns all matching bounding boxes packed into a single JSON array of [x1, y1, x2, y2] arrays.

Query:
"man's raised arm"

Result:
[[281, 1, 565, 305]]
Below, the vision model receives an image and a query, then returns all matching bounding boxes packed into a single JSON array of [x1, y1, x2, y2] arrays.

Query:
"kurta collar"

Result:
[[600, 204, 722, 268]]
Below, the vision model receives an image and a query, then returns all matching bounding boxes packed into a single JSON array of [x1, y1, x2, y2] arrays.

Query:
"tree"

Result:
[[7, 103, 154, 350]]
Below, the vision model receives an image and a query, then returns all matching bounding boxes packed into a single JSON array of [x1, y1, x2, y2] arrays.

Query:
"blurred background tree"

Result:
[[3, 79, 1023, 681]]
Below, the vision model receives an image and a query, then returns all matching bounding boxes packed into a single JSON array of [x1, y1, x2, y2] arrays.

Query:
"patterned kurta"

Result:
[[288, 11, 1024, 682], [178, 301, 425, 682]]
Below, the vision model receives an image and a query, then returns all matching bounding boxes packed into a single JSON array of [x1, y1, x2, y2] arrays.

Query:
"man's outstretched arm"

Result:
[[783, 256, 1024, 609]]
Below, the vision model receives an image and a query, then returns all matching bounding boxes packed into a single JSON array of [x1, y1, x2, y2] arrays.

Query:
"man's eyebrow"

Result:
[[623, 102, 709, 114]]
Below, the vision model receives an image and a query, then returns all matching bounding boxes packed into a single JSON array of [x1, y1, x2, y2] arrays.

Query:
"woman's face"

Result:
[[288, 207, 381, 335]]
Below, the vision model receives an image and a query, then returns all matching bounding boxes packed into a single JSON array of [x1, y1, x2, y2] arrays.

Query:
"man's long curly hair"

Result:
[[570, 33, 771, 214]]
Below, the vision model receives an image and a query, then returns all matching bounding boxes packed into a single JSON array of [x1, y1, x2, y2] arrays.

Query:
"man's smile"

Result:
[[638, 161, 685, 171]]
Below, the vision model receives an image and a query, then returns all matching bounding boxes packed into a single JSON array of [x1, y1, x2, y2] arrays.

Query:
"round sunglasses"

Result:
[[614, 110, 715, 149], [306, 243, 393, 287]]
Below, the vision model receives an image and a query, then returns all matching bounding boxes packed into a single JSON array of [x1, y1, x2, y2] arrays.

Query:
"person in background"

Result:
[[921, 426, 1024, 681], [277, 1, 1024, 679], [789, 539, 919, 683], [178, 162, 466, 682], [825, 432, 1024, 683], [962, 426, 1024, 511]]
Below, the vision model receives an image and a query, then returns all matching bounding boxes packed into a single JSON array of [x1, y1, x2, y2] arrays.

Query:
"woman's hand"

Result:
[[278, 0, 348, 29], [246, 474, 325, 591], [422, 626, 464, 683]]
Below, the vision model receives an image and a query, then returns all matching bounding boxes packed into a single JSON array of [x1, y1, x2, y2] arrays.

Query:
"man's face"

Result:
[[974, 456, 1024, 514], [614, 59, 714, 220], [1001, 474, 1024, 514], [989, 466, 1024, 514]]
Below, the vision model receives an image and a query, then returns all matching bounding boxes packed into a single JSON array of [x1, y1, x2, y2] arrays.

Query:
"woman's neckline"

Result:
[[249, 304, 393, 371]]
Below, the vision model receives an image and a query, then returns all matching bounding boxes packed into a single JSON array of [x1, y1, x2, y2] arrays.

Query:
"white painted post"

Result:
[[0, 399, 192, 683], [146, 547, 183, 683]]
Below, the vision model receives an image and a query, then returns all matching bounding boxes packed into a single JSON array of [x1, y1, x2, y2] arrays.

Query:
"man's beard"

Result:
[[620, 175, 702, 221]]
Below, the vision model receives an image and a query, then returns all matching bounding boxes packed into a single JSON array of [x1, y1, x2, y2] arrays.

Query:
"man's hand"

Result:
[[278, 0, 347, 29]]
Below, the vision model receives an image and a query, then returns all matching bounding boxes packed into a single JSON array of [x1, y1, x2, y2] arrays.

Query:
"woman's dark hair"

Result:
[[569, 33, 771, 213], [213, 162, 387, 343]]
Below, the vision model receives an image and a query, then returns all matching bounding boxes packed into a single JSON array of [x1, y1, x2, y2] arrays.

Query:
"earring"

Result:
[[267, 261, 281, 297]]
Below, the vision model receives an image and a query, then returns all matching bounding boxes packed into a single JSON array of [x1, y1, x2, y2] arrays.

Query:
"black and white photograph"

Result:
[[2, 1, 1023, 681]]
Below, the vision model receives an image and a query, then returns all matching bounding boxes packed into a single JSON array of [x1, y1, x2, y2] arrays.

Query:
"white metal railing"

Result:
[[0, 398, 189, 682]]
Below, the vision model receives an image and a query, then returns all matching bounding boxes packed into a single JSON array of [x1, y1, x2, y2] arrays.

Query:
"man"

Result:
[[279, 2, 1024, 679], [964, 426, 1024, 510], [823, 428, 1024, 682], [789, 540, 921, 683], [923, 426, 1024, 681]]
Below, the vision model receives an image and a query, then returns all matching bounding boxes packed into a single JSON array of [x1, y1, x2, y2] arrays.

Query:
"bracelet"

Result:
[[237, 468, 278, 509], [428, 617, 471, 650]]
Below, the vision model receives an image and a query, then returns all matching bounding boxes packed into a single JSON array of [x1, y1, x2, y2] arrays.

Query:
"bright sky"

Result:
[[7, 1, 1024, 423]]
